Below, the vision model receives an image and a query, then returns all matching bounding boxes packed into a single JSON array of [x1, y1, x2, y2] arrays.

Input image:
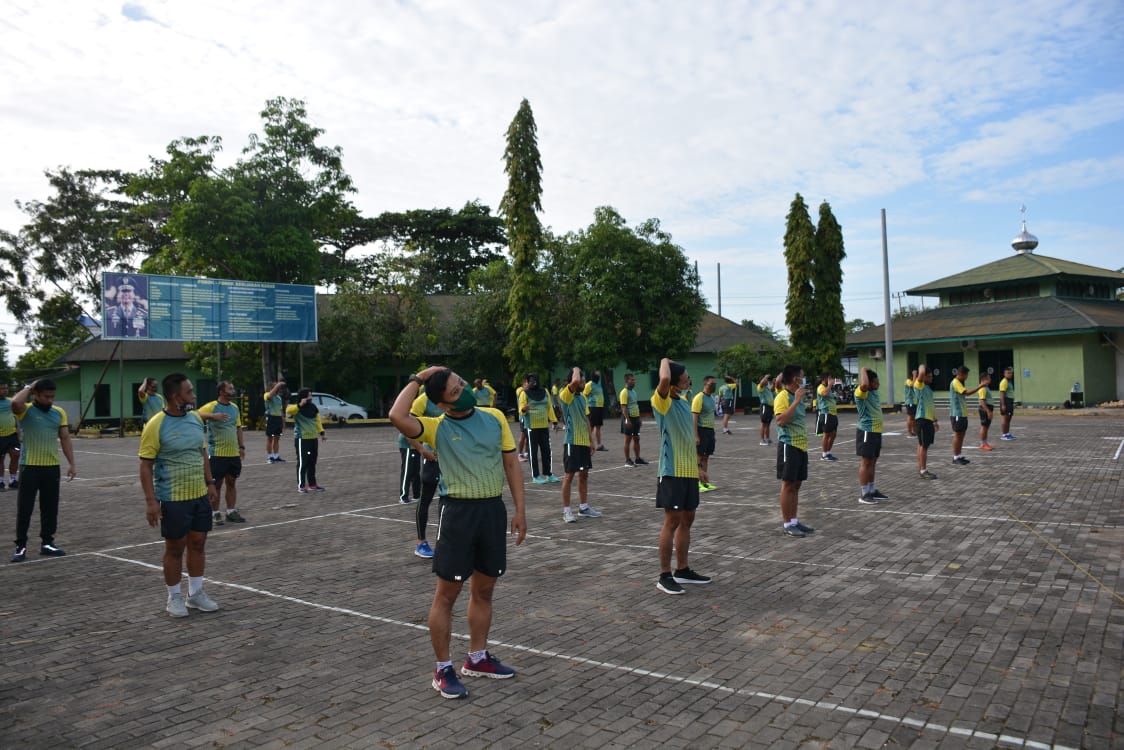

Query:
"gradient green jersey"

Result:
[[197, 400, 242, 457], [854, 385, 882, 432], [999, 377, 1015, 405], [138, 411, 207, 501], [758, 384, 775, 406], [413, 407, 513, 499], [16, 404, 67, 466], [816, 383, 838, 416], [651, 389, 698, 478], [916, 381, 936, 420], [979, 386, 992, 410], [619, 386, 640, 417], [264, 393, 284, 417], [286, 404, 324, 440], [950, 379, 970, 418], [903, 378, 916, 407], [139, 391, 165, 423], [0, 397, 16, 437], [691, 391, 716, 429], [718, 383, 735, 403], [558, 386, 590, 447], [518, 389, 556, 430], [774, 388, 807, 451], [582, 381, 605, 408]]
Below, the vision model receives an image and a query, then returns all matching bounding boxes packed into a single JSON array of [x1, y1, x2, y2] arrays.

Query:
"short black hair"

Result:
[[32, 379, 57, 393], [162, 373, 189, 402], [780, 364, 803, 386], [668, 360, 686, 384], [424, 368, 454, 404]]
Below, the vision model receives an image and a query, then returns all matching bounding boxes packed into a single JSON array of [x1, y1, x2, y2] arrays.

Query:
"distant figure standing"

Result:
[[903, 370, 918, 437], [557, 367, 601, 523], [0, 383, 22, 490], [473, 378, 496, 407], [197, 381, 246, 524], [815, 373, 839, 461], [915, 365, 938, 479], [286, 389, 327, 492], [774, 366, 813, 538], [692, 376, 718, 491], [978, 377, 995, 451], [263, 380, 287, 463], [137, 378, 165, 426], [717, 376, 737, 434], [519, 373, 558, 485], [619, 373, 647, 466], [757, 374, 776, 446], [583, 370, 608, 451], [998, 366, 1017, 440], [854, 368, 888, 504], [949, 366, 990, 466]]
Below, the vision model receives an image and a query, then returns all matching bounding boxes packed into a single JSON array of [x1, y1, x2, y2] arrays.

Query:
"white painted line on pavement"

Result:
[[88, 550, 1078, 750]]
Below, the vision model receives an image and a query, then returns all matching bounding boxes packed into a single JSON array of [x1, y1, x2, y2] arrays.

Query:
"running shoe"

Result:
[[953, 456, 970, 465], [432, 665, 468, 699], [39, 544, 66, 557], [531, 476, 549, 484], [859, 492, 880, 504], [10, 545, 26, 563], [577, 505, 602, 518], [213, 511, 225, 526], [166, 592, 188, 618], [634, 457, 649, 465], [225, 509, 246, 523], [1001, 434, 1016, 440], [563, 508, 577, 523], [309, 485, 326, 492], [546, 475, 561, 483], [672, 567, 711, 585], [414, 541, 434, 559], [782, 524, 806, 538], [298, 486, 309, 493], [979, 444, 994, 451], [461, 651, 515, 679], [186, 589, 220, 612], [919, 470, 937, 480], [657, 572, 685, 595], [870, 489, 889, 500], [9, 479, 18, 489], [794, 522, 815, 534], [624, 459, 636, 468]]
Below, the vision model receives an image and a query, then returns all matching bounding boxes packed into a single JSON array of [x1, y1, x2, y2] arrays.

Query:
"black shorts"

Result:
[[720, 400, 735, 415], [656, 475, 700, 511], [761, 405, 774, 424], [588, 406, 604, 427], [621, 415, 641, 436], [856, 430, 882, 458], [265, 415, 283, 437], [563, 444, 593, 474], [160, 496, 213, 539], [0, 434, 20, 455], [950, 416, 968, 434], [776, 443, 809, 482], [999, 401, 1015, 417], [978, 408, 992, 427], [816, 413, 838, 435], [916, 418, 935, 447], [696, 426, 715, 456], [905, 404, 917, 417], [433, 496, 508, 582], [210, 456, 242, 481]]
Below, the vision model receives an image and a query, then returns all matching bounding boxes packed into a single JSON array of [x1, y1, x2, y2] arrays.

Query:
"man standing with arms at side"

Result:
[[197, 381, 246, 524], [998, 366, 1017, 440], [815, 372, 839, 462], [619, 373, 647, 467], [137, 378, 165, 427], [558, 366, 602, 523], [652, 358, 711, 594], [692, 375, 718, 491], [140, 374, 220, 616], [389, 365, 527, 700], [263, 380, 286, 463], [915, 364, 938, 479], [0, 383, 22, 490], [978, 376, 995, 451], [758, 374, 776, 446], [717, 376, 737, 435], [774, 366, 813, 538], [10, 380, 76, 562], [854, 368, 888, 504], [949, 366, 990, 466], [583, 370, 608, 451]]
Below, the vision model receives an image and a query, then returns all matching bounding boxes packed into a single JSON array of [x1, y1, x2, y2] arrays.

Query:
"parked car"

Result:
[[288, 392, 368, 421]]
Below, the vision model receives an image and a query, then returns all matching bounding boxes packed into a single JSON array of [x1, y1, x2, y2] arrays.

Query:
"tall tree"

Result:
[[783, 193, 817, 368], [446, 259, 512, 379], [499, 99, 549, 380], [812, 201, 847, 375]]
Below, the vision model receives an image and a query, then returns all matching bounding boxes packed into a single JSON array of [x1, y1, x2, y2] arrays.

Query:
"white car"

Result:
[[294, 393, 368, 421]]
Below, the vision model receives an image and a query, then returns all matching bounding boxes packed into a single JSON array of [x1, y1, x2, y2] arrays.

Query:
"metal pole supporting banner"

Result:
[[881, 209, 896, 405]]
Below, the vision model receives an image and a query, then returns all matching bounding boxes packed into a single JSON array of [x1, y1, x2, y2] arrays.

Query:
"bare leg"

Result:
[[428, 578, 465, 662]]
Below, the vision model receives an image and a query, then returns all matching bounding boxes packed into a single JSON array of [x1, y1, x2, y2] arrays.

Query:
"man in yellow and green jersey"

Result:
[[559, 367, 601, 523], [998, 366, 1017, 440], [949, 366, 990, 466], [518, 374, 558, 484], [0, 382, 21, 489], [582, 370, 607, 451], [717, 376, 737, 434], [286, 388, 327, 492], [652, 358, 710, 595], [691, 376, 718, 491], [10, 379, 76, 562], [903, 370, 918, 437], [978, 378, 994, 451], [473, 379, 496, 407], [757, 374, 776, 446], [137, 377, 165, 426], [914, 365, 938, 479], [815, 373, 839, 461], [854, 368, 887, 505], [197, 381, 246, 524], [263, 380, 286, 463], [774, 366, 813, 538], [619, 373, 647, 467], [139, 373, 220, 617]]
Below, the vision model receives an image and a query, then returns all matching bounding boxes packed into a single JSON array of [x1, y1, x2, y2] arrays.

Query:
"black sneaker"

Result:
[[10, 546, 26, 562], [39, 544, 66, 557], [226, 509, 246, 523], [953, 456, 970, 465], [794, 522, 815, 534], [783, 524, 806, 538], [212, 511, 224, 526], [859, 492, 879, 505], [672, 567, 711, 585], [870, 489, 889, 500], [624, 459, 636, 468], [9, 479, 18, 489], [657, 572, 685, 595], [634, 457, 649, 465]]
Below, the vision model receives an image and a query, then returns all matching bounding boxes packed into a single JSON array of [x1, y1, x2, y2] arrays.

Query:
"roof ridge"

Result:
[[1050, 296, 1099, 328]]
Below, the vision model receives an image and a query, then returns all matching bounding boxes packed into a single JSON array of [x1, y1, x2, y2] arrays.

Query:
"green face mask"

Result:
[[447, 387, 477, 411]]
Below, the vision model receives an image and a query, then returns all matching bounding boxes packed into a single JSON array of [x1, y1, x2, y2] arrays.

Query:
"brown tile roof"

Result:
[[847, 296, 1124, 346], [907, 253, 1124, 295]]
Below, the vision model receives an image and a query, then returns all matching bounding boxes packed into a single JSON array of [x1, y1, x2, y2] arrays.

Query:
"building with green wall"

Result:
[[847, 223, 1124, 406]]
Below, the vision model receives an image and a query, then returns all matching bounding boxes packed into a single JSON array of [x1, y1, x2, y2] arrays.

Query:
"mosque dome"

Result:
[[1011, 220, 1038, 254]]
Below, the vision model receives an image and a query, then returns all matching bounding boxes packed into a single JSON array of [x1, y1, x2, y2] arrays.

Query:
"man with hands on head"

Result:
[[389, 365, 527, 700], [774, 366, 814, 538]]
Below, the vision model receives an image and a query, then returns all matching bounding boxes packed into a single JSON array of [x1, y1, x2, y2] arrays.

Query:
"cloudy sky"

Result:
[[2, 0, 1122, 360]]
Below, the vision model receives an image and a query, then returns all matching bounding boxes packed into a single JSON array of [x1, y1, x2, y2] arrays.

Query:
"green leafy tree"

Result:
[[715, 342, 792, 389], [846, 318, 876, 334], [0, 337, 10, 384], [740, 319, 787, 344], [811, 200, 846, 374], [446, 259, 512, 379], [549, 207, 705, 370], [14, 295, 89, 373], [783, 193, 817, 368], [500, 98, 549, 380]]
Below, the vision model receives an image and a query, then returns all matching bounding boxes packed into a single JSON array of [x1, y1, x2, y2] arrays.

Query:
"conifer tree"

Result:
[[783, 193, 817, 367]]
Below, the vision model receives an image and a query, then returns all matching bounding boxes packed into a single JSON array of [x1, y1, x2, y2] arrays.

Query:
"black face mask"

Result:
[[33, 401, 52, 413]]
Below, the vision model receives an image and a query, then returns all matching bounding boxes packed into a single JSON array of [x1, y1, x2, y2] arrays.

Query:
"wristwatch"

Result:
[[409, 374, 425, 386]]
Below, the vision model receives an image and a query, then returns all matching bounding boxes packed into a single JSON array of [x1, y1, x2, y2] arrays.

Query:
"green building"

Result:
[[847, 223, 1124, 406]]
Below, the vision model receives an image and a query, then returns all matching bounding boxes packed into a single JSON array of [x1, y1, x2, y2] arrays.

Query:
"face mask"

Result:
[[448, 387, 477, 411], [34, 401, 52, 413]]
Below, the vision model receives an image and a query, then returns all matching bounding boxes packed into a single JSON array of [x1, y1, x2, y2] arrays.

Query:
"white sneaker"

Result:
[[186, 589, 220, 612], [166, 592, 188, 618], [578, 506, 602, 518], [563, 508, 577, 523]]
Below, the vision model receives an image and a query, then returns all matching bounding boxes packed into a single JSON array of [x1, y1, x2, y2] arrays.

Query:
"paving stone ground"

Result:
[[1, 409, 1121, 749]]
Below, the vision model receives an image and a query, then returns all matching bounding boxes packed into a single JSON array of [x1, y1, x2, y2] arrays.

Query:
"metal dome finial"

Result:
[[1012, 205, 1038, 254]]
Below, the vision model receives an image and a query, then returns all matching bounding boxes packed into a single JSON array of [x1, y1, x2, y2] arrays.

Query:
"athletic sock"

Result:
[[436, 660, 453, 671], [167, 584, 181, 598], [188, 576, 204, 596], [468, 649, 487, 663]]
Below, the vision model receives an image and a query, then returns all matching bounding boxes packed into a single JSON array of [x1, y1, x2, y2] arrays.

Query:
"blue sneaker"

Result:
[[432, 665, 468, 699], [414, 541, 434, 559], [546, 475, 561, 483], [461, 651, 515, 679], [531, 476, 549, 484]]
